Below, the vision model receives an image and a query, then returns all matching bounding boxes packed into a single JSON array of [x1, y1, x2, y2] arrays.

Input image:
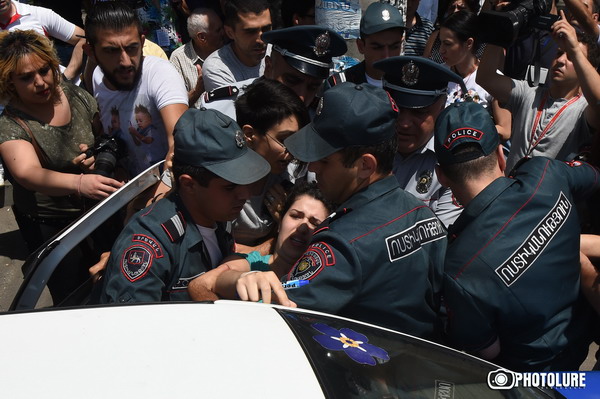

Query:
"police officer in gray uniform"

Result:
[[374, 56, 466, 227], [199, 25, 347, 120], [283, 83, 447, 340], [434, 101, 599, 371], [97, 108, 270, 303]]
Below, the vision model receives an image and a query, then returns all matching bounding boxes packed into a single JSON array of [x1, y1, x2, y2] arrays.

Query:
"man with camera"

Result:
[[84, 2, 189, 178], [434, 101, 599, 372], [477, 10, 600, 173], [95, 108, 271, 303]]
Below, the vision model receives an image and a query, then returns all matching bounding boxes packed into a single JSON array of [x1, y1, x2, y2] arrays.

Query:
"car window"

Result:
[[276, 308, 560, 399]]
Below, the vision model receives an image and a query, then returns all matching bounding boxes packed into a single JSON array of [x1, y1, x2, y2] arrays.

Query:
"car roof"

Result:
[[0, 301, 324, 398]]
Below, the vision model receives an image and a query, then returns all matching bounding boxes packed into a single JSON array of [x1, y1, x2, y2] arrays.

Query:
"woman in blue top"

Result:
[[188, 181, 332, 305]]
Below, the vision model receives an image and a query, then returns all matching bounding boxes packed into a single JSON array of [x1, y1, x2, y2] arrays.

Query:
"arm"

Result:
[[492, 99, 512, 142], [581, 234, 600, 260], [63, 26, 86, 81], [0, 140, 122, 200], [188, 64, 204, 107], [158, 102, 188, 164], [422, 30, 439, 59], [581, 251, 600, 315], [476, 44, 513, 104], [552, 11, 600, 131], [563, 0, 600, 39]]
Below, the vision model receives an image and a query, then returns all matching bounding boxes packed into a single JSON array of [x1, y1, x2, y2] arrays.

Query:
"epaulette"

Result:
[[161, 211, 186, 242], [203, 85, 240, 103], [313, 208, 353, 235]]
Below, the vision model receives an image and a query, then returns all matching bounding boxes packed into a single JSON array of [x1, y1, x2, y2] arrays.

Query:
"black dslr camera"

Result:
[[84, 135, 125, 178], [478, 0, 556, 48]]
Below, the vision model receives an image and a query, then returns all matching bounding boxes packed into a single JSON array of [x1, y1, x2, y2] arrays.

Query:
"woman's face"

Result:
[[11, 53, 55, 105], [439, 27, 470, 67], [249, 115, 299, 175], [275, 194, 329, 263]]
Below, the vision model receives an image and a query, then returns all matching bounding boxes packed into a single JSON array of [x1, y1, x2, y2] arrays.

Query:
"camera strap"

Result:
[[4, 109, 50, 168], [528, 30, 543, 87], [526, 91, 582, 155]]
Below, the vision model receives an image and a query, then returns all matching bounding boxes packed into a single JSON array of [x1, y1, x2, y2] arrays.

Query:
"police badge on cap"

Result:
[[401, 61, 419, 86], [313, 31, 330, 57]]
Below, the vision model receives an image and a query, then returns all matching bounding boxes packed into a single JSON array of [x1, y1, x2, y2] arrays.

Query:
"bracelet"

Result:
[[77, 173, 83, 197], [240, 271, 260, 278]]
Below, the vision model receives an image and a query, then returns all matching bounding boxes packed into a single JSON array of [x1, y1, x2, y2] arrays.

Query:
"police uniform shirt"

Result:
[[98, 193, 235, 303], [197, 77, 257, 120], [393, 137, 462, 227], [285, 176, 447, 340], [443, 157, 600, 371]]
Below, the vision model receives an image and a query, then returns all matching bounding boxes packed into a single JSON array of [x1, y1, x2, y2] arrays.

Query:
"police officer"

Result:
[[434, 101, 600, 371], [97, 108, 270, 303], [200, 25, 347, 119], [326, 2, 404, 88], [281, 83, 447, 340], [374, 56, 466, 227]]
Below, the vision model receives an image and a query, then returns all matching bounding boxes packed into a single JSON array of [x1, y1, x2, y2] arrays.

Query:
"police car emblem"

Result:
[[401, 61, 419, 86], [416, 170, 433, 194], [316, 97, 324, 115], [313, 31, 330, 57], [382, 9, 390, 21], [121, 245, 154, 282], [235, 130, 245, 148]]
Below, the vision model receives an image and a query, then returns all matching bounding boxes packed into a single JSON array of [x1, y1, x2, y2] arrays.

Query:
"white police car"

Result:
[[0, 300, 566, 398]]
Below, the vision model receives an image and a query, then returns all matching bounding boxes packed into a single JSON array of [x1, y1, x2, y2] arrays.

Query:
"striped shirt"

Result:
[[403, 13, 434, 57]]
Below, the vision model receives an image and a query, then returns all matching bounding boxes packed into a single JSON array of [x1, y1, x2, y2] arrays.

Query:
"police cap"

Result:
[[361, 2, 404, 36], [284, 83, 398, 162], [434, 101, 500, 165], [262, 25, 347, 79], [174, 108, 270, 184], [374, 56, 466, 108]]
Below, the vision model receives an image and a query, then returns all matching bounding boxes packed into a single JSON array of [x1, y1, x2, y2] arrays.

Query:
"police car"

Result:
[[0, 300, 566, 398], [1, 163, 566, 398]]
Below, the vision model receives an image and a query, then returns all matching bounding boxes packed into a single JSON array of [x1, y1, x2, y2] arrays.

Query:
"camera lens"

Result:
[[94, 152, 117, 178]]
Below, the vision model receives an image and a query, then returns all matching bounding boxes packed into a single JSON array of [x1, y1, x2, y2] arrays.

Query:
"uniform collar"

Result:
[[448, 177, 515, 235], [339, 175, 399, 212]]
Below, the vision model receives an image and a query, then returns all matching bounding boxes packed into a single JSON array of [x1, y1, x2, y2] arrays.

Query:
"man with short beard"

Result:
[[84, 2, 188, 178], [202, 0, 272, 91]]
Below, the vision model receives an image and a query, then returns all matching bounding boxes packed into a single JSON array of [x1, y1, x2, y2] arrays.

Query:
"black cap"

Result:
[[434, 101, 500, 165], [360, 2, 405, 36], [374, 56, 466, 108], [284, 83, 398, 162], [262, 25, 347, 79], [174, 108, 271, 184]]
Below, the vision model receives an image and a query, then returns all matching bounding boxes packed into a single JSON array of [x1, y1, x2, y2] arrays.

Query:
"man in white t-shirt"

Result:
[[0, 0, 85, 81], [201, 0, 272, 91], [84, 2, 188, 178], [477, 11, 600, 172]]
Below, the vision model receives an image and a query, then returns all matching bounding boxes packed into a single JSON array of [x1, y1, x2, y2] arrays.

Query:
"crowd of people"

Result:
[[0, 0, 599, 374]]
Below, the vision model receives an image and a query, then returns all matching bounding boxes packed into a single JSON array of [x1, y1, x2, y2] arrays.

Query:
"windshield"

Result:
[[277, 308, 561, 399]]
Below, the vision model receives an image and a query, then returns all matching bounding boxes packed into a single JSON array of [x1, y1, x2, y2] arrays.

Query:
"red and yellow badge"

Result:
[[289, 242, 335, 281]]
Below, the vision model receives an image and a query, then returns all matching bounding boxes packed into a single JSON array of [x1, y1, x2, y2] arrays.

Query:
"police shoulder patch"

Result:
[[288, 242, 336, 281], [121, 244, 154, 282]]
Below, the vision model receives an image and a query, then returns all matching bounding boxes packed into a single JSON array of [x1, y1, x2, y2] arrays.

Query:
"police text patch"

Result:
[[289, 242, 335, 281], [444, 127, 484, 148], [132, 234, 163, 258], [495, 192, 572, 286], [121, 245, 154, 282], [385, 218, 445, 262]]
